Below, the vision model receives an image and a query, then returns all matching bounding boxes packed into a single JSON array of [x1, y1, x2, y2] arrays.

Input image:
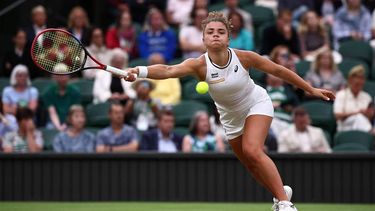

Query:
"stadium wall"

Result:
[[0, 153, 374, 203]]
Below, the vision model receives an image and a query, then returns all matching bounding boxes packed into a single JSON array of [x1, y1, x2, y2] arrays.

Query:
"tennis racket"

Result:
[[30, 28, 131, 77]]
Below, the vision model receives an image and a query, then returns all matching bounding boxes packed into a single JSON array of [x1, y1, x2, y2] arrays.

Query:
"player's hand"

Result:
[[124, 68, 138, 82], [308, 88, 335, 101]]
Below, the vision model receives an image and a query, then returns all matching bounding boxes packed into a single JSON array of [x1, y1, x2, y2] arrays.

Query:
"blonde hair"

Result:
[[68, 6, 90, 28], [348, 65, 366, 79], [311, 51, 337, 73], [298, 10, 326, 37], [201, 11, 232, 36]]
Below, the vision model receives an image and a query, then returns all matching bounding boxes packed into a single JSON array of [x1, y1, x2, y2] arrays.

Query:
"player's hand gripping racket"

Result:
[[31, 28, 133, 78]]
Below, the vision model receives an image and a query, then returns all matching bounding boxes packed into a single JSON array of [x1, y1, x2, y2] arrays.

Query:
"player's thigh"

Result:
[[242, 114, 273, 150]]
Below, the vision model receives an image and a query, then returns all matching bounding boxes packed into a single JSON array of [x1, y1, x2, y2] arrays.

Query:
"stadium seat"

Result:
[[172, 100, 208, 127], [334, 130, 374, 150], [32, 77, 55, 95], [249, 68, 266, 86], [300, 101, 336, 135], [69, 79, 94, 106], [332, 143, 370, 152], [174, 127, 190, 136], [128, 58, 148, 67], [295, 60, 311, 78], [182, 80, 215, 115], [208, 2, 226, 11], [364, 80, 375, 99], [338, 40, 373, 68], [39, 128, 59, 151], [243, 5, 274, 28], [338, 58, 369, 79], [168, 57, 184, 65], [85, 102, 111, 127], [86, 126, 101, 135], [0, 77, 10, 96]]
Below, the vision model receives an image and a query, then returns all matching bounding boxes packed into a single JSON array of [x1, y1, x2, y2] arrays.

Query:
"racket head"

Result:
[[31, 28, 88, 75]]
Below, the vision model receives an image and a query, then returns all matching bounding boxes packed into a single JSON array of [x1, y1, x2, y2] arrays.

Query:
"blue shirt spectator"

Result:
[[96, 125, 138, 149], [53, 131, 95, 152], [230, 29, 254, 51], [137, 8, 177, 62]]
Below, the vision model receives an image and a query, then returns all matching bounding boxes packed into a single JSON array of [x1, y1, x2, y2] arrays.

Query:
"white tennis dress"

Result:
[[204, 48, 274, 140]]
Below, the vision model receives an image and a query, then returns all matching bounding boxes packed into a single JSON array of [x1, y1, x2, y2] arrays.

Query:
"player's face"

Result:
[[203, 22, 229, 50]]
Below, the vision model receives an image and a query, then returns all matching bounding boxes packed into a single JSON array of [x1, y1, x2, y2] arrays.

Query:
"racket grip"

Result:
[[105, 65, 128, 77]]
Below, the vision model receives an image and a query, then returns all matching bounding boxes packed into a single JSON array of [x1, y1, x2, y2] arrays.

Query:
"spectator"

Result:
[[96, 102, 138, 152], [333, 65, 373, 132], [182, 111, 225, 152], [93, 48, 135, 104], [67, 6, 91, 46], [278, 106, 332, 153], [260, 10, 301, 57], [84, 27, 111, 79], [139, 110, 183, 152], [193, 0, 209, 10], [147, 53, 181, 106], [278, 0, 316, 28], [24, 5, 48, 47], [221, 0, 253, 32], [106, 11, 138, 59], [228, 10, 254, 51], [125, 80, 158, 132], [179, 7, 207, 59], [304, 51, 345, 94], [1, 29, 32, 77], [298, 10, 330, 61], [138, 8, 177, 62], [333, 0, 371, 49], [53, 105, 95, 152], [2, 65, 38, 116], [166, 0, 195, 27], [0, 112, 18, 151], [2, 107, 43, 153], [43, 74, 81, 131]]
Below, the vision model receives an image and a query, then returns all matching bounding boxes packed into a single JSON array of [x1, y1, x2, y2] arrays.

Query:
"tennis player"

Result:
[[125, 12, 335, 211]]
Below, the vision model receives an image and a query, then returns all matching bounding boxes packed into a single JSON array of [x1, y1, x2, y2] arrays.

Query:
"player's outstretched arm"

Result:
[[125, 58, 200, 81]]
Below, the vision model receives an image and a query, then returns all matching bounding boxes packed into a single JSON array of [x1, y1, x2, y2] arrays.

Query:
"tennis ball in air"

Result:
[[196, 81, 209, 94]]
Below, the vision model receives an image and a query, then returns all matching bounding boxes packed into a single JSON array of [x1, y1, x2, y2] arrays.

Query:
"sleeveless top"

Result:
[[204, 48, 255, 113]]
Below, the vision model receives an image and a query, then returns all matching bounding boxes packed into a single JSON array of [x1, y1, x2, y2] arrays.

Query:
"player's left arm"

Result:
[[236, 50, 335, 101]]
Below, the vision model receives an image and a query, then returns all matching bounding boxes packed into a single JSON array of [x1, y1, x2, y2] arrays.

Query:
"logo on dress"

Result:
[[211, 73, 219, 78], [234, 65, 238, 72]]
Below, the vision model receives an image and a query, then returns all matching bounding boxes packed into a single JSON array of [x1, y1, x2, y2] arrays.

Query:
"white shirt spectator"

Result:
[[179, 25, 204, 59], [167, 0, 195, 26]]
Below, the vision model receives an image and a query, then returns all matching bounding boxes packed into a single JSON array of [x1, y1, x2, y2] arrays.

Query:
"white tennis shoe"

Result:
[[272, 185, 297, 211]]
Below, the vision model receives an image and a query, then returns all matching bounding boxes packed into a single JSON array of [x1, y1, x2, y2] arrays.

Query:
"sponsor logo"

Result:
[[234, 65, 238, 72], [211, 73, 219, 78]]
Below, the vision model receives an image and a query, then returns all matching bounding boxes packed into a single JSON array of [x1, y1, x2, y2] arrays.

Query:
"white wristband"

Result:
[[138, 66, 148, 78]]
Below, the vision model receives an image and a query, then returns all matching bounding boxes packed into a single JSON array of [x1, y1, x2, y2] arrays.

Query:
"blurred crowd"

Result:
[[0, 0, 375, 154]]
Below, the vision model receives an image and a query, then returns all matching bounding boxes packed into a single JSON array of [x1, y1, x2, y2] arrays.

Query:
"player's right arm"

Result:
[[125, 57, 203, 81]]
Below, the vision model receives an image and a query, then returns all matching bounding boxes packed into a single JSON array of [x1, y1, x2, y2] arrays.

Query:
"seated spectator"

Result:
[[0, 112, 18, 151], [2, 107, 43, 153], [43, 74, 81, 131], [106, 10, 137, 59], [139, 110, 183, 152], [2, 64, 38, 115], [93, 48, 135, 104], [67, 6, 91, 46], [334, 65, 373, 132], [298, 10, 330, 61], [221, 0, 253, 32], [147, 53, 181, 106], [179, 7, 207, 59], [24, 5, 48, 47], [228, 10, 254, 51], [84, 27, 111, 79], [193, 0, 208, 10], [278, 107, 332, 153], [333, 0, 371, 48], [182, 111, 225, 152], [125, 80, 158, 132], [304, 51, 345, 94], [53, 105, 95, 152], [138, 8, 177, 62], [260, 10, 301, 58], [1, 29, 32, 77], [166, 0, 195, 27], [96, 102, 138, 152], [278, 0, 316, 28]]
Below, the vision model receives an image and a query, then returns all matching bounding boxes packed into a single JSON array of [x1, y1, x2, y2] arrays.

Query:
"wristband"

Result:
[[138, 66, 148, 78]]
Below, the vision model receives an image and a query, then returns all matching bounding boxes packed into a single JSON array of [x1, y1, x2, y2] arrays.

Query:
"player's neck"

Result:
[[207, 48, 230, 67]]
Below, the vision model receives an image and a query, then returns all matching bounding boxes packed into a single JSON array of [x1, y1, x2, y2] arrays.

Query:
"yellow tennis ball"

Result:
[[196, 81, 209, 94]]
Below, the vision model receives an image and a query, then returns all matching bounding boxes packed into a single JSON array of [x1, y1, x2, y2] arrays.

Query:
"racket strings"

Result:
[[32, 30, 84, 73]]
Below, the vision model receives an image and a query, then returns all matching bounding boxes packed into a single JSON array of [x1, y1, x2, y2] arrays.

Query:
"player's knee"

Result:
[[242, 143, 264, 163]]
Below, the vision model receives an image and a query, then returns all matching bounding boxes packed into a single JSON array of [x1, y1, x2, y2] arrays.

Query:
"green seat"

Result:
[[39, 128, 59, 151], [85, 102, 111, 127], [249, 68, 265, 86], [332, 143, 370, 152], [32, 77, 55, 95], [182, 80, 215, 115], [174, 127, 190, 136], [179, 75, 196, 87], [0, 77, 10, 96], [128, 58, 148, 67], [334, 130, 374, 150], [69, 79, 94, 106], [364, 80, 375, 98], [208, 3, 226, 11], [172, 100, 208, 127], [301, 101, 336, 135], [168, 57, 184, 65], [338, 58, 369, 79], [295, 60, 311, 78], [338, 40, 373, 68], [255, 21, 274, 51], [243, 5, 275, 28], [86, 127, 101, 135]]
